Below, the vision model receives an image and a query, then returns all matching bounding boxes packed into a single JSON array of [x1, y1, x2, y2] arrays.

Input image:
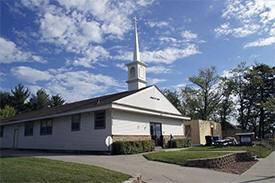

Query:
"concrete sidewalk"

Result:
[[231, 151, 275, 183]]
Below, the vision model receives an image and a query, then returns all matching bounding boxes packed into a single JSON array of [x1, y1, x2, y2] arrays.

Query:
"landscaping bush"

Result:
[[112, 140, 155, 155], [169, 138, 191, 148]]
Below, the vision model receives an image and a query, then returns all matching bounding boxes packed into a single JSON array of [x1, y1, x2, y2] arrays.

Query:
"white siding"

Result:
[[112, 109, 184, 136], [114, 86, 182, 115], [0, 110, 112, 151]]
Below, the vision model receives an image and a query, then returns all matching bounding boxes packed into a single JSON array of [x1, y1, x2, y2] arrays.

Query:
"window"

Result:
[[94, 111, 105, 129], [0, 126, 4, 137], [71, 114, 81, 131], [40, 119, 53, 135], [24, 122, 33, 136], [130, 67, 135, 78]]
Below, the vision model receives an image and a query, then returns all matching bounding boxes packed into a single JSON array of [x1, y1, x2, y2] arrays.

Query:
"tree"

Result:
[[162, 89, 182, 113], [248, 64, 274, 138], [49, 95, 65, 107], [217, 77, 235, 128], [10, 84, 30, 113], [182, 66, 220, 120], [28, 89, 50, 111], [230, 62, 249, 130], [0, 91, 12, 109], [0, 105, 16, 120]]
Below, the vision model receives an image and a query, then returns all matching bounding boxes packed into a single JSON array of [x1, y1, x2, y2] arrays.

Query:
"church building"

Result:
[[0, 19, 190, 151]]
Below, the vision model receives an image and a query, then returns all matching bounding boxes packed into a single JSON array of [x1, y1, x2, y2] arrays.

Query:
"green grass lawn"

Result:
[[185, 144, 273, 158], [143, 151, 230, 166], [0, 157, 131, 183]]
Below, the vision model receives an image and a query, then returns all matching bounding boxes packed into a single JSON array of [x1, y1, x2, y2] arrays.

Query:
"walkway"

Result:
[[231, 151, 275, 183]]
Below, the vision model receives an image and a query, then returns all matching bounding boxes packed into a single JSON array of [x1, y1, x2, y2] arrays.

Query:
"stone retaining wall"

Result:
[[187, 152, 256, 169]]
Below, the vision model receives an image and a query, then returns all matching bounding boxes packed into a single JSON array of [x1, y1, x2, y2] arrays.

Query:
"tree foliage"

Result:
[[182, 66, 220, 120], [10, 84, 30, 113], [0, 105, 16, 120], [163, 63, 274, 138], [50, 95, 65, 108], [162, 89, 183, 113], [0, 85, 66, 120]]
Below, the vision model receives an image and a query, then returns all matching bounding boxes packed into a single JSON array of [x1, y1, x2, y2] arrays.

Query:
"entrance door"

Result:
[[150, 122, 162, 146], [13, 129, 19, 149]]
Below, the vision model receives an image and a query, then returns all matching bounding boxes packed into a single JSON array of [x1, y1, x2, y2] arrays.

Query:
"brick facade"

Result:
[[112, 135, 151, 142], [112, 135, 185, 148]]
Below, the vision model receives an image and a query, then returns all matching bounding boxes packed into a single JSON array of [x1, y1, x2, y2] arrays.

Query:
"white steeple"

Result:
[[126, 17, 147, 91], [133, 17, 141, 62]]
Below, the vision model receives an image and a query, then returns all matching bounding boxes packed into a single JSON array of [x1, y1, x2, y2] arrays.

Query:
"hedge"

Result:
[[112, 140, 155, 155], [169, 138, 191, 148]]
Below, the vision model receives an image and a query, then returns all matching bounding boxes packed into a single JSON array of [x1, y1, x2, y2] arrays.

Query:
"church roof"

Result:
[[0, 86, 151, 124]]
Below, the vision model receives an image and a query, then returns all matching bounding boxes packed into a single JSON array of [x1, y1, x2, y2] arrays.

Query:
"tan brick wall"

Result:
[[112, 135, 151, 142], [184, 120, 222, 145]]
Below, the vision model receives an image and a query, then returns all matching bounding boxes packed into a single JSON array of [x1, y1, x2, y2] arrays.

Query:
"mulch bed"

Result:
[[213, 161, 258, 174]]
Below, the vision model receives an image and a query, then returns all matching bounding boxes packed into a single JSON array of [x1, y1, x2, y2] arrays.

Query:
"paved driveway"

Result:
[[38, 153, 238, 183], [2, 150, 274, 183]]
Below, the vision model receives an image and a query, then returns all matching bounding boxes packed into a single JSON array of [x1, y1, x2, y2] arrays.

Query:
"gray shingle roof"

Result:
[[0, 86, 151, 124]]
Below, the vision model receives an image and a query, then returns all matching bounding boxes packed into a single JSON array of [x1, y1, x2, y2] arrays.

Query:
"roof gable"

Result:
[[113, 85, 182, 115]]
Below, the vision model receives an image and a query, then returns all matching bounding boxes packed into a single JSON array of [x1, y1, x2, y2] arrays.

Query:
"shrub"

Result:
[[169, 138, 191, 148], [112, 140, 155, 155]]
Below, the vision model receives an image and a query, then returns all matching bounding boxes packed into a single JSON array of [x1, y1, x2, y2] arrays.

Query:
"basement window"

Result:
[[94, 111, 106, 129], [71, 114, 81, 131], [40, 119, 53, 135], [24, 122, 33, 136]]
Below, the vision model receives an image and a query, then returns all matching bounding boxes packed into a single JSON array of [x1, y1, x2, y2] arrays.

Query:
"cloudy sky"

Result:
[[1, 0, 274, 102]]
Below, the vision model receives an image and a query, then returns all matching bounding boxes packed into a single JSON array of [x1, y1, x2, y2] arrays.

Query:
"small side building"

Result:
[[184, 120, 222, 145]]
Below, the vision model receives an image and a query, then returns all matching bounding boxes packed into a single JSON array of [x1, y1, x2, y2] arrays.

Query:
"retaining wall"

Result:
[[187, 152, 256, 168]]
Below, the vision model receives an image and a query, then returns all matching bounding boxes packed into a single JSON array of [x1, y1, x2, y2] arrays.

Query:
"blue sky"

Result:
[[1, 0, 274, 102]]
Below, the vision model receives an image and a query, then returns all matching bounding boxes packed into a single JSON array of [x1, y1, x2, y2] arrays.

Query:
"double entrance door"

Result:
[[150, 122, 163, 146]]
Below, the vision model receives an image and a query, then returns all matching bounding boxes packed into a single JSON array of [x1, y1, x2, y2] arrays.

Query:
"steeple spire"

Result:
[[126, 17, 147, 91], [133, 17, 141, 62]]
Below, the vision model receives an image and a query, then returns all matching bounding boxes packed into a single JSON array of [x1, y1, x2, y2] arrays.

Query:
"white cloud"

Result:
[[0, 72, 5, 81], [115, 63, 127, 71], [115, 44, 200, 64], [221, 70, 234, 78], [11, 66, 120, 102], [147, 66, 171, 74], [215, 0, 275, 45], [215, 23, 260, 38], [20, 0, 155, 67], [11, 66, 52, 84], [159, 37, 177, 43], [0, 37, 44, 64], [72, 46, 110, 68], [244, 36, 275, 48], [181, 30, 197, 40], [137, 0, 155, 6], [147, 21, 169, 28], [142, 44, 200, 64], [147, 78, 166, 85], [176, 83, 186, 88]]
